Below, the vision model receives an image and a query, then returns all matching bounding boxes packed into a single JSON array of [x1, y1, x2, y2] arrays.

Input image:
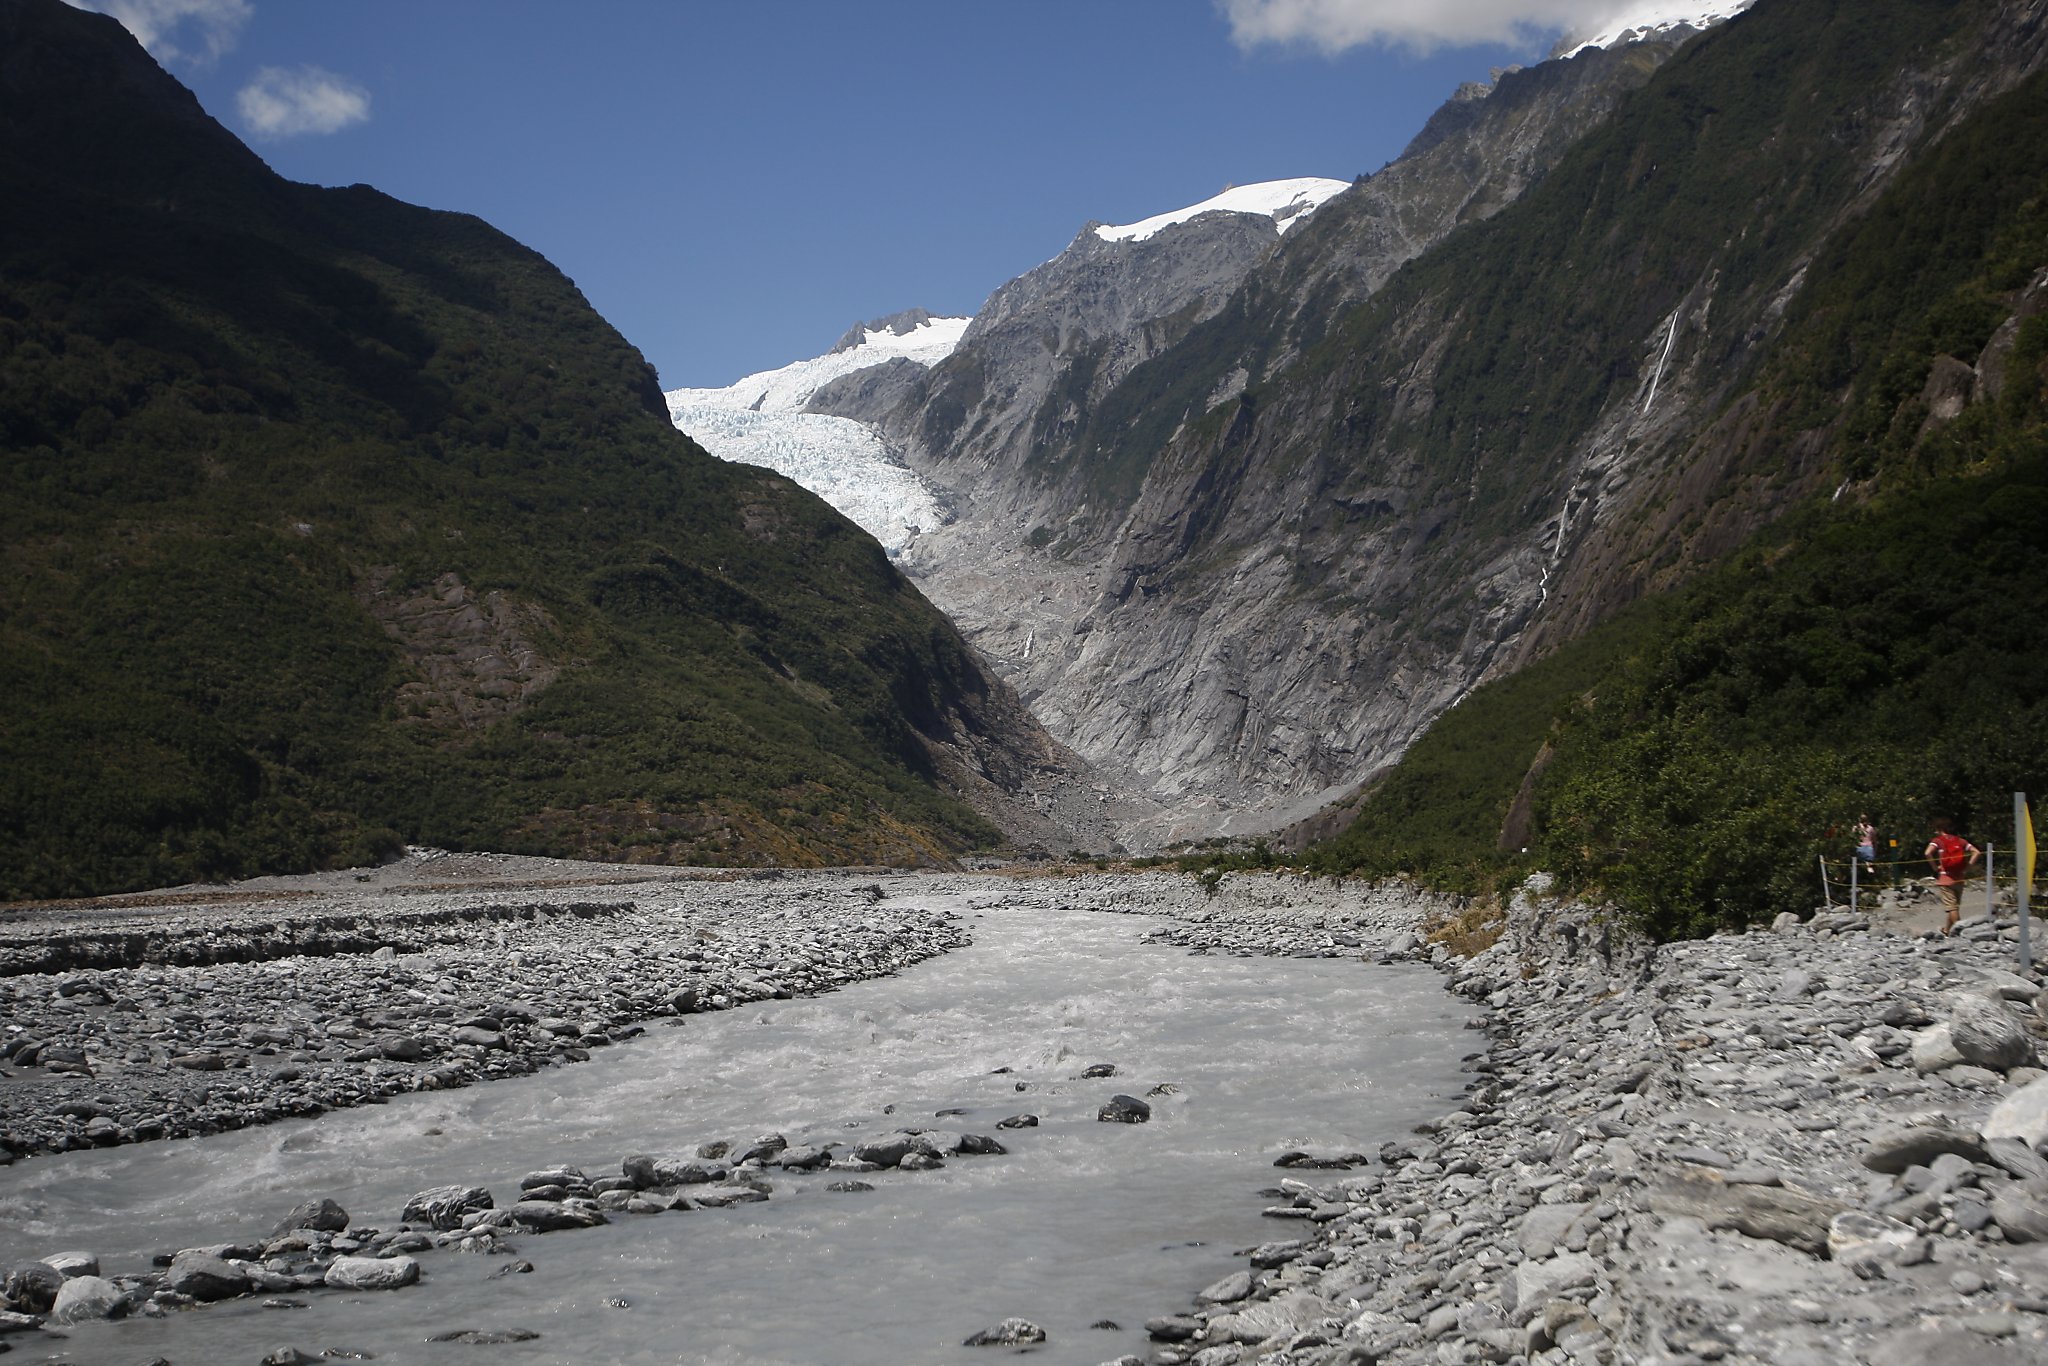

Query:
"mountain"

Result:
[[0, 0, 1105, 899], [803, 27, 1718, 840], [1307, 3, 2048, 931]]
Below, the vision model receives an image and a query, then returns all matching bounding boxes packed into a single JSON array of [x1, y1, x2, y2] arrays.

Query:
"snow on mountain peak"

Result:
[[665, 314, 969, 553], [1558, 0, 1752, 57], [1093, 177, 1351, 245], [667, 313, 969, 418]]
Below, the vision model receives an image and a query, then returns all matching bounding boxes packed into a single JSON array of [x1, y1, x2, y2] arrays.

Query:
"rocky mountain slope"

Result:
[[0, 0, 1107, 899], [809, 0, 2047, 845]]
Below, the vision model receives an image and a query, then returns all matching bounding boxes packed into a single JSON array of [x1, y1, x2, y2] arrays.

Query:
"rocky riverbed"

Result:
[[0, 850, 966, 1159], [12, 859, 2048, 1366], [1106, 876, 2048, 1366]]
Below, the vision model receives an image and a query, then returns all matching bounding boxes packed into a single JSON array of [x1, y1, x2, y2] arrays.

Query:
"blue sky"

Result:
[[82, 1, 1629, 388]]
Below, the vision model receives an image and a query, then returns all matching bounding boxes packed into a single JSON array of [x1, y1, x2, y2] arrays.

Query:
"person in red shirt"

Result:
[[1926, 818, 1981, 936]]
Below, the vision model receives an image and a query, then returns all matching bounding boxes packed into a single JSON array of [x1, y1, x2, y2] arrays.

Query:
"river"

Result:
[[0, 877, 1472, 1364]]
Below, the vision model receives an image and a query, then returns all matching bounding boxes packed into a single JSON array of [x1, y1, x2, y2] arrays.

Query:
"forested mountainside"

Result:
[[0, 0, 1090, 900], [817, 0, 2048, 859], [1310, 32, 2048, 934]]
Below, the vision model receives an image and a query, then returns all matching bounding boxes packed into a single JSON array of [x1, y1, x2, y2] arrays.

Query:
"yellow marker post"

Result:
[[2019, 794, 2036, 971]]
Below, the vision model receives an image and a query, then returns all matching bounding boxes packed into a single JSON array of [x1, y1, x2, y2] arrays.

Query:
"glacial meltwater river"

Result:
[[0, 880, 1472, 1365]]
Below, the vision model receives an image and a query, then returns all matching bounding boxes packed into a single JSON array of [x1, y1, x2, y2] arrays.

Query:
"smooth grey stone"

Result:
[[399, 1184, 493, 1230], [1144, 1314, 1204, 1342], [1984, 1077, 2048, 1148], [519, 1166, 588, 1192], [1985, 1135, 2048, 1183], [41, 1250, 98, 1278], [1861, 1124, 1988, 1174], [1517, 1203, 1587, 1259], [850, 1134, 920, 1167], [622, 1155, 724, 1187], [1992, 1182, 2048, 1243], [687, 1185, 770, 1207], [322, 1254, 419, 1290], [775, 1145, 831, 1170], [1249, 1240, 1308, 1268], [48, 1274, 125, 1324], [1912, 1023, 1967, 1073], [272, 1198, 348, 1236], [164, 1249, 248, 1301], [995, 1114, 1038, 1129], [428, 1328, 542, 1343], [1197, 1270, 1253, 1304], [824, 1180, 873, 1193]]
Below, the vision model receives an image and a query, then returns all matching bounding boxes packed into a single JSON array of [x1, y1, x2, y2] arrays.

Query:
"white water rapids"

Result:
[[0, 881, 1472, 1365]]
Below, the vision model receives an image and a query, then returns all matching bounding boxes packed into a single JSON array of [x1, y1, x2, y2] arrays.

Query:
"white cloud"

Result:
[[66, 0, 253, 65], [1220, 0, 1620, 53], [237, 65, 371, 138]]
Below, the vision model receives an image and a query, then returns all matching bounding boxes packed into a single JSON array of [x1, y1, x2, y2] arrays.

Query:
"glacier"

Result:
[[666, 316, 968, 554]]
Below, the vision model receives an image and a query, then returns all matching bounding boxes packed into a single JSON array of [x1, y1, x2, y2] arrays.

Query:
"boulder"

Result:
[[1984, 1077, 2048, 1148], [1208, 1291, 1337, 1346], [622, 1154, 726, 1188], [272, 1198, 349, 1236], [963, 1317, 1046, 1347], [400, 1184, 494, 1230], [1098, 1094, 1151, 1124], [48, 1274, 125, 1324], [1910, 1023, 1966, 1073], [1992, 1181, 2048, 1243], [164, 1249, 249, 1301], [322, 1254, 419, 1290], [849, 1134, 921, 1167], [2, 1262, 62, 1314], [1950, 993, 2035, 1070], [40, 1251, 98, 1279]]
